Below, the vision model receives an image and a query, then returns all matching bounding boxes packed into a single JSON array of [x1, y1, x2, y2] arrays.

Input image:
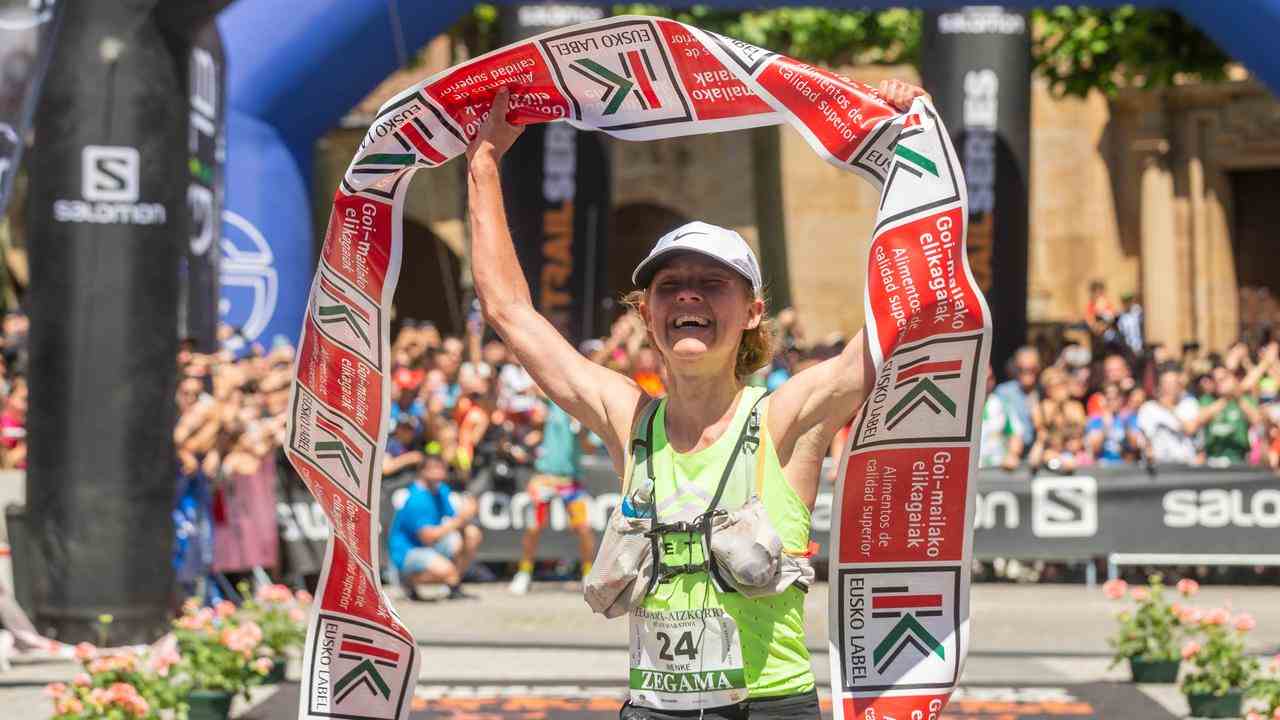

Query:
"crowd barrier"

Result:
[[275, 456, 1280, 578]]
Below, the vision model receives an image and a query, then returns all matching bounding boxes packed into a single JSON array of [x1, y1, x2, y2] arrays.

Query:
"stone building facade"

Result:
[[319, 38, 1279, 351]]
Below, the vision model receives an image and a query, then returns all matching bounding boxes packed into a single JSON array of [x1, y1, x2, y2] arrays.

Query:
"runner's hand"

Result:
[[467, 87, 525, 163], [879, 79, 929, 112]]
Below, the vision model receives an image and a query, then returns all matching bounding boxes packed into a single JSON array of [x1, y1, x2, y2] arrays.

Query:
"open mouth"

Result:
[[672, 314, 711, 330]]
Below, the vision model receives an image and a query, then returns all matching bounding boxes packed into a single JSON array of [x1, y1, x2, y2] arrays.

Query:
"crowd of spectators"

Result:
[[0, 312, 28, 471], [981, 282, 1280, 473], [151, 284, 1280, 596], [172, 327, 293, 593]]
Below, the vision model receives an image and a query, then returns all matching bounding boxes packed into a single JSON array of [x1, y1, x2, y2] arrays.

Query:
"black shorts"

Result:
[[619, 688, 820, 720]]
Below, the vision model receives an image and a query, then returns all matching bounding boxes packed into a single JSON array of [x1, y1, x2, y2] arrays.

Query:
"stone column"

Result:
[[1134, 137, 1181, 349]]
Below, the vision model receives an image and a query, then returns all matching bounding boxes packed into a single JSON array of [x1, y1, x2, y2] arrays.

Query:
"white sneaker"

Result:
[[509, 571, 531, 595], [0, 630, 13, 672]]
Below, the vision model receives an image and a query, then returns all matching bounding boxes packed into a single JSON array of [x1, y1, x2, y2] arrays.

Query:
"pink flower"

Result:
[[215, 600, 237, 619], [43, 682, 67, 699], [1235, 613, 1257, 632], [289, 607, 306, 623], [1248, 712, 1264, 720], [55, 697, 84, 715], [72, 673, 91, 687], [296, 590, 313, 605], [1131, 587, 1150, 602], [253, 656, 274, 675], [221, 621, 264, 657], [1176, 578, 1200, 597], [1179, 607, 1205, 625], [1182, 640, 1201, 659], [1102, 579, 1128, 599], [257, 584, 293, 605], [1204, 608, 1231, 626], [74, 642, 96, 661], [181, 597, 201, 615], [147, 645, 180, 677], [88, 687, 110, 708], [1272, 707, 1280, 720]]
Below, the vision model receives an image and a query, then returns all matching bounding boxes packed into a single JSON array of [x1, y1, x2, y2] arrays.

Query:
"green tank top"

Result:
[[636, 386, 814, 700]]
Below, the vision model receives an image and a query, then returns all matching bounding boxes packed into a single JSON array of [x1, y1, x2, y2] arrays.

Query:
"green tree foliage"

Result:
[[1032, 6, 1231, 98], [615, 5, 920, 66], [452, 4, 1232, 98]]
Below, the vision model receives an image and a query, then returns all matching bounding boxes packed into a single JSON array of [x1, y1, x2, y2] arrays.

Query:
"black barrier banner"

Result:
[[179, 21, 224, 351], [280, 461, 1280, 566], [0, 0, 61, 214], [498, 3, 611, 343], [922, 6, 1031, 373]]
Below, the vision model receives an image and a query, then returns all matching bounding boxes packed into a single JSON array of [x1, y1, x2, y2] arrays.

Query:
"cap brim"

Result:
[[631, 247, 754, 291]]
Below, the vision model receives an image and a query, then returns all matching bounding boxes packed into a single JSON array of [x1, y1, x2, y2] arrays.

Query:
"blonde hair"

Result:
[[622, 286, 776, 380]]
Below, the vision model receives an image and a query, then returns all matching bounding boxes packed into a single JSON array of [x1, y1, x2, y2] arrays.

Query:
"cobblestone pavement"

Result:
[[3, 583, 1277, 718]]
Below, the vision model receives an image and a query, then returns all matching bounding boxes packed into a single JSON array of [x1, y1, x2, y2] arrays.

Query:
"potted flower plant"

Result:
[[44, 641, 185, 719], [1180, 605, 1260, 718], [172, 598, 276, 720], [237, 583, 311, 683], [1104, 575, 1197, 683], [1245, 654, 1280, 720]]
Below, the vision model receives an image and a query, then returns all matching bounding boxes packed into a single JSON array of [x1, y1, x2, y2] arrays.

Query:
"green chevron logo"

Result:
[[570, 58, 634, 115], [318, 303, 371, 346], [312, 411, 365, 486], [886, 378, 955, 430], [315, 440, 358, 482], [884, 357, 962, 431], [334, 659, 391, 703], [873, 614, 944, 673], [893, 144, 939, 177]]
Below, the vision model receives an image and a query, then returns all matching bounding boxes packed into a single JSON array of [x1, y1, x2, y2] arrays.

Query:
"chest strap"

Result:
[[640, 390, 770, 594]]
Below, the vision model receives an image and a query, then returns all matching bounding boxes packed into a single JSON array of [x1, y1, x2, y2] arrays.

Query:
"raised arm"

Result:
[[466, 89, 642, 473]]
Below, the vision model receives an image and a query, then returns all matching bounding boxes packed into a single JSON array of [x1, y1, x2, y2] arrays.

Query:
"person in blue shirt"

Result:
[[994, 346, 1041, 452], [1085, 382, 1144, 464], [388, 453, 483, 600], [383, 413, 424, 478]]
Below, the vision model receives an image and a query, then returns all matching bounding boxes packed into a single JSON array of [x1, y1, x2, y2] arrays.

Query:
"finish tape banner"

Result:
[[285, 16, 990, 720]]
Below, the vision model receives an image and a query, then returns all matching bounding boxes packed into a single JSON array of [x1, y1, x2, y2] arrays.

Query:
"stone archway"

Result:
[[391, 219, 464, 337]]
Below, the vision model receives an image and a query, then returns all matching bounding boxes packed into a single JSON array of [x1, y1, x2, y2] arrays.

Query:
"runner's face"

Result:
[[642, 254, 760, 369]]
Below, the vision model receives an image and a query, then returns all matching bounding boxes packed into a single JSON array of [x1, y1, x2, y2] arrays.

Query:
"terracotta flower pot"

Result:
[[1184, 689, 1244, 718], [1128, 657, 1180, 683], [187, 689, 233, 720]]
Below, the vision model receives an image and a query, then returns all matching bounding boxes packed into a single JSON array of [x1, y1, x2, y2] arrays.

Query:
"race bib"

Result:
[[629, 607, 747, 710]]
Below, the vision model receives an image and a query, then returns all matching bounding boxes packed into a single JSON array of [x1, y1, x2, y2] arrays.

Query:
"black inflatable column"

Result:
[[498, 2, 612, 343], [923, 7, 1032, 374], [25, 0, 191, 643]]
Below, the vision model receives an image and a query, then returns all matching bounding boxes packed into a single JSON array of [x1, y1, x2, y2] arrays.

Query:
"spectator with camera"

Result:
[[1086, 382, 1144, 465], [388, 452, 484, 601], [1194, 344, 1276, 465]]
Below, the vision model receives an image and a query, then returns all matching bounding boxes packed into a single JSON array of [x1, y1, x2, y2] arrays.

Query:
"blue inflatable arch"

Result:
[[217, 0, 1280, 344]]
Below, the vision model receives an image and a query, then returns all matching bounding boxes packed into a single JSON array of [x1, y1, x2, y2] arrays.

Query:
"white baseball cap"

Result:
[[631, 221, 763, 295]]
